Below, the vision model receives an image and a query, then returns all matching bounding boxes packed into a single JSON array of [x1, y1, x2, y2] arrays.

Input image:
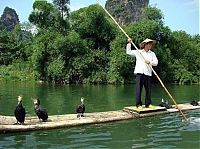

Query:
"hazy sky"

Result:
[[0, 0, 199, 35]]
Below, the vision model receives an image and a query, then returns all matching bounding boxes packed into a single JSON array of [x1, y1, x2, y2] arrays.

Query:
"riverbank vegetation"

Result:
[[0, 0, 199, 85]]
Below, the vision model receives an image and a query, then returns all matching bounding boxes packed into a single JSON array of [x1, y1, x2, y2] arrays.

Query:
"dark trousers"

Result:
[[135, 73, 151, 107]]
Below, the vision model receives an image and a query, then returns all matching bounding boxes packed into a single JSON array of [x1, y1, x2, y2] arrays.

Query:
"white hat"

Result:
[[139, 38, 156, 49]]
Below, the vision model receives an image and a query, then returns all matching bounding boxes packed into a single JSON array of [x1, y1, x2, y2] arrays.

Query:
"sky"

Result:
[[0, 0, 199, 35]]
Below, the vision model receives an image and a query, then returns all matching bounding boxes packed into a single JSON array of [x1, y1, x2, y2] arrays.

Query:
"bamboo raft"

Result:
[[0, 101, 199, 134]]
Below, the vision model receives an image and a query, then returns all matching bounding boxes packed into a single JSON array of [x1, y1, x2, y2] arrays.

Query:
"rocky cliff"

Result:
[[0, 7, 20, 31], [105, 0, 149, 25]]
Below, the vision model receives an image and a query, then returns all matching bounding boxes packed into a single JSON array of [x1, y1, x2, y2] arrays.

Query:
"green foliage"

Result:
[[87, 71, 108, 84], [47, 55, 65, 82], [29, 1, 55, 29], [0, 60, 35, 81], [29, 1, 70, 34], [0, 28, 22, 65], [30, 30, 63, 80], [53, 0, 70, 18], [71, 4, 116, 50], [171, 59, 192, 84], [108, 36, 133, 84], [53, 0, 70, 34], [0, 2, 199, 85], [169, 32, 200, 84], [142, 5, 164, 25]]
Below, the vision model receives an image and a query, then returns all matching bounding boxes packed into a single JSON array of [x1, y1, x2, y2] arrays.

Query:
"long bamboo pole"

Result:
[[96, 0, 188, 122]]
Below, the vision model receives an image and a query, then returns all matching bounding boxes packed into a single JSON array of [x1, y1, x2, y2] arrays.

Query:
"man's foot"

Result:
[[137, 106, 143, 110], [146, 104, 154, 109]]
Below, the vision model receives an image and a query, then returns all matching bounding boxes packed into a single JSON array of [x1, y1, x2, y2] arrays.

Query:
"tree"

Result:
[[142, 5, 164, 25], [53, 0, 70, 20], [29, 0, 70, 34], [192, 35, 200, 83], [30, 30, 62, 80], [58, 31, 93, 83], [172, 59, 193, 85], [29, 1, 57, 29], [71, 4, 116, 50], [47, 55, 65, 82], [169, 31, 200, 84], [53, 0, 70, 34], [0, 28, 21, 65]]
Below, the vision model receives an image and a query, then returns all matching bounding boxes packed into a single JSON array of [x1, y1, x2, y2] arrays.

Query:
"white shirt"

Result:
[[126, 43, 158, 76]]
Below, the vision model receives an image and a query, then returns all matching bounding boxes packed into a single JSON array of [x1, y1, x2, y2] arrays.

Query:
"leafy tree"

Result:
[[29, 1, 70, 34], [59, 31, 93, 83], [169, 31, 200, 84], [0, 2, 199, 85], [0, 28, 21, 65], [108, 35, 134, 84], [192, 35, 200, 83], [142, 5, 164, 25], [53, 0, 70, 34], [47, 55, 65, 82], [29, 1, 55, 29], [172, 59, 193, 84], [30, 30, 62, 80], [29, 30, 89, 83], [71, 4, 116, 50], [53, 0, 70, 20]]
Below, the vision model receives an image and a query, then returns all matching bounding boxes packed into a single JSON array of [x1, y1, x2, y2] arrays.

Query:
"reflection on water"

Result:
[[0, 82, 199, 148], [181, 116, 200, 132], [188, 117, 200, 127]]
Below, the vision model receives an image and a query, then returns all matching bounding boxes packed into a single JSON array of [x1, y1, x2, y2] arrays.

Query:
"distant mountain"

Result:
[[105, 0, 149, 25], [0, 7, 20, 31]]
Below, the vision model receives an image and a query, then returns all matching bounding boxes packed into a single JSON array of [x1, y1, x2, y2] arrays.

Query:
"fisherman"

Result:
[[126, 38, 158, 109]]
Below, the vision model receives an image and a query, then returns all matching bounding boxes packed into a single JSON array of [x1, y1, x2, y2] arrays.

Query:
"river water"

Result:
[[0, 81, 199, 148]]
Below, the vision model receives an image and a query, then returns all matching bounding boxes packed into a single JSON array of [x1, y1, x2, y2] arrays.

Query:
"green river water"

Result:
[[0, 81, 199, 148]]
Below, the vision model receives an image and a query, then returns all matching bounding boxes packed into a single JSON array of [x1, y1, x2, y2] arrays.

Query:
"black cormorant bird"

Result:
[[76, 97, 85, 118], [190, 100, 199, 106], [33, 98, 48, 122], [159, 98, 171, 109], [14, 95, 26, 124]]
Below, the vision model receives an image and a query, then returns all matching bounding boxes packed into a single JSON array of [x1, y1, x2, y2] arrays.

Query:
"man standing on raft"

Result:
[[126, 38, 158, 109]]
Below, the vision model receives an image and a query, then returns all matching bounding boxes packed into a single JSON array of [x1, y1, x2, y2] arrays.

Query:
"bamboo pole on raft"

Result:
[[96, 0, 188, 122]]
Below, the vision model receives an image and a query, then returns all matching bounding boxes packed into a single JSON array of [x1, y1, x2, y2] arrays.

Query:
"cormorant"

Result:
[[14, 95, 26, 124], [33, 98, 48, 122], [76, 97, 85, 118], [159, 98, 171, 109], [190, 100, 199, 106]]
